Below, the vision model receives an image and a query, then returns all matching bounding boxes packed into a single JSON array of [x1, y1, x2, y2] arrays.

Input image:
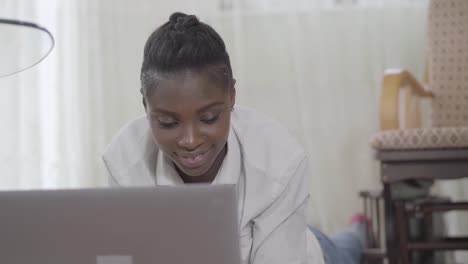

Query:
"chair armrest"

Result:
[[380, 69, 433, 130]]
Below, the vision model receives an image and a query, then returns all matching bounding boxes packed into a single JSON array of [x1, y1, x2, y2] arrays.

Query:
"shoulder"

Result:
[[102, 115, 158, 181], [232, 106, 306, 185], [232, 106, 310, 233], [103, 115, 150, 161]]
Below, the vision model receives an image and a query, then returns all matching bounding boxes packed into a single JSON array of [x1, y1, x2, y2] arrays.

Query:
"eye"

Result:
[[152, 115, 178, 129], [158, 121, 179, 129], [201, 114, 220, 125]]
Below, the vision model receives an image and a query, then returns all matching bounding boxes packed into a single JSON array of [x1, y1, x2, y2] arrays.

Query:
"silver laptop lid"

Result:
[[0, 185, 240, 264]]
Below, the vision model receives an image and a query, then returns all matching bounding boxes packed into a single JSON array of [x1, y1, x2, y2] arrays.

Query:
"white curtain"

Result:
[[206, 3, 429, 232], [6, 0, 467, 246]]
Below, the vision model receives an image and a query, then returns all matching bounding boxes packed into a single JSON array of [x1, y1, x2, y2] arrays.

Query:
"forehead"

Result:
[[147, 73, 229, 111]]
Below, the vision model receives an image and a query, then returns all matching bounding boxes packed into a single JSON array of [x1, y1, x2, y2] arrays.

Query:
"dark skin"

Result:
[[145, 71, 236, 183]]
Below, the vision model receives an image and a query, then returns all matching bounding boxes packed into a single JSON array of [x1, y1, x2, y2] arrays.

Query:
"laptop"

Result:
[[0, 185, 241, 264]]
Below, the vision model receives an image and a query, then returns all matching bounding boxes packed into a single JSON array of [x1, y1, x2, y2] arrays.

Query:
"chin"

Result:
[[176, 162, 210, 177]]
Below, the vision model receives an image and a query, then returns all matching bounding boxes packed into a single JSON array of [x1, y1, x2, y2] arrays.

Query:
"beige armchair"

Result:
[[368, 0, 468, 263]]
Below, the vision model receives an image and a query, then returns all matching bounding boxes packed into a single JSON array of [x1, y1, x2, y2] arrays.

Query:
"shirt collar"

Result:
[[155, 126, 241, 186]]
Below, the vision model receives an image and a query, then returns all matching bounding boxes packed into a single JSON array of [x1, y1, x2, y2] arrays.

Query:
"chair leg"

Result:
[[375, 196, 381, 248], [395, 201, 411, 264], [421, 211, 435, 264], [383, 183, 398, 264]]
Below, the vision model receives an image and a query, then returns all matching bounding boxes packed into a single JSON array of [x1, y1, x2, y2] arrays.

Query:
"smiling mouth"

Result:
[[176, 148, 211, 169]]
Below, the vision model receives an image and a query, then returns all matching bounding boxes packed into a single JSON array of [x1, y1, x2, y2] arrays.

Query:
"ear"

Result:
[[140, 87, 148, 112], [142, 97, 147, 112], [229, 79, 236, 109]]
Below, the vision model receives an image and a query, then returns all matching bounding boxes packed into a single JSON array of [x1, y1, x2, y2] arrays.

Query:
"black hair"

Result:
[[140, 12, 233, 98]]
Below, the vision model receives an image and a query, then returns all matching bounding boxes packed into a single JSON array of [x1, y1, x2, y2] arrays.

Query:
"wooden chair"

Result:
[[369, 0, 468, 263], [358, 192, 468, 264], [394, 197, 468, 264], [359, 190, 386, 264]]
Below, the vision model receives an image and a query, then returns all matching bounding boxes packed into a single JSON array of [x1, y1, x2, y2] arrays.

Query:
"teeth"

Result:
[[185, 154, 202, 161]]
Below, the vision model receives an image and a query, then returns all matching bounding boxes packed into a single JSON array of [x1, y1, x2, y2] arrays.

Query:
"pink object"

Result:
[[350, 213, 368, 225]]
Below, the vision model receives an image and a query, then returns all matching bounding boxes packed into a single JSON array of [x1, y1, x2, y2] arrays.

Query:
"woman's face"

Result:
[[145, 72, 235, 182]]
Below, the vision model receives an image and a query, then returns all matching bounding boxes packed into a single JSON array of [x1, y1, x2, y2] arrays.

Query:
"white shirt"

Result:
[[102, 105, 325, 264]]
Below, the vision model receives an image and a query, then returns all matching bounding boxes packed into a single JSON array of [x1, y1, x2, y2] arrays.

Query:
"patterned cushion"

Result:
[[428, 0, 468, 126], [371, 126, 468, 150]]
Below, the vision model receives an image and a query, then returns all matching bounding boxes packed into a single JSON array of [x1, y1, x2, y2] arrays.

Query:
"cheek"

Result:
[[150, 126, 177, 151], [208, 118, 230, 146]]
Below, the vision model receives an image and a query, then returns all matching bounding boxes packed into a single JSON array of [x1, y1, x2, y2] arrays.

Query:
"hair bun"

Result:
[[169, 12, 199, 32], [169, 12, 187, 23]]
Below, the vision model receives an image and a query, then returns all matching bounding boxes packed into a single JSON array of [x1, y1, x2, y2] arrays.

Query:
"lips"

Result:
[[176, 148, 211, 169]]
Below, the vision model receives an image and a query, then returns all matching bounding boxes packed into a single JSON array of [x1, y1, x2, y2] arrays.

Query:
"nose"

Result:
[[177, 124, 203, 151]]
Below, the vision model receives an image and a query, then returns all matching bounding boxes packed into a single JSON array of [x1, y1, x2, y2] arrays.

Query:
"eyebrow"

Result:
[[152, 102, 226, 117]]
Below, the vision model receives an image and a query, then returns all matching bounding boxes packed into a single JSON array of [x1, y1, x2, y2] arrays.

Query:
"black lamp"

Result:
[[0, 18, 55, 78]]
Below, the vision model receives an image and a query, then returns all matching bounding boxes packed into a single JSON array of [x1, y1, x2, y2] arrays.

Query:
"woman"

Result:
[[103, 12, 366, 264]]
